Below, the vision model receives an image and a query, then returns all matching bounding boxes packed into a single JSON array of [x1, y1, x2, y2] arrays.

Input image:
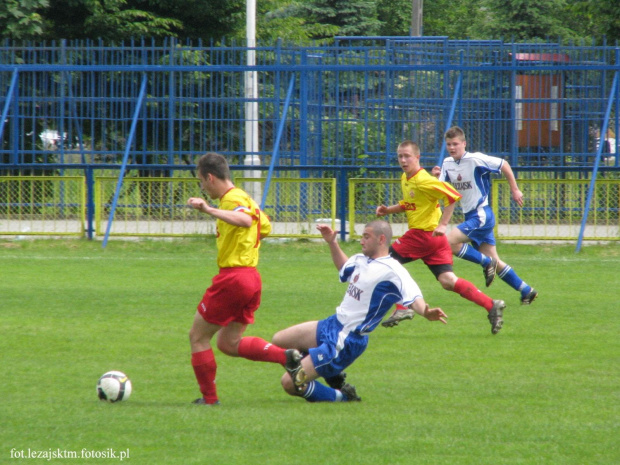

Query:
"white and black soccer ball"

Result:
[[97, 371, 132, 402]]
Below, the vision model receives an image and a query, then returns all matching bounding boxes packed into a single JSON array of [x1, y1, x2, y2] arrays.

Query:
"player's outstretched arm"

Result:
[[187, 197, 252, 227], [409, 300, 448, 324], [376, 204, 404, 217], [316, 224, 348, 270]]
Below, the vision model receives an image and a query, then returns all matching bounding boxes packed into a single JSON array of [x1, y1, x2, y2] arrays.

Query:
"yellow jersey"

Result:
[[216, 187, 271, 268], [398, 169, 462, 231]]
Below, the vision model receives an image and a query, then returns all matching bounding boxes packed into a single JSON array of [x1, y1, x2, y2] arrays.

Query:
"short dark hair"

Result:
[[366, 219, 393, 244], [444, 126, 466, 141], [196, 152, 231, 180], [397, 140, 420, 154]]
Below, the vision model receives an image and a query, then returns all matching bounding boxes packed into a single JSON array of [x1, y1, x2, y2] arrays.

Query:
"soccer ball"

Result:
[[97, 371, 132, 402]]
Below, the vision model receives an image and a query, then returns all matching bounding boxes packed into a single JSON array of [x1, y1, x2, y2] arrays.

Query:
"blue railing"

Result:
[[0, 37, 618, 174]]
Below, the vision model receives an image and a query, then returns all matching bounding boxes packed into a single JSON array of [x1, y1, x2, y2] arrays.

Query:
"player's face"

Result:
[[446, 137, 466, 159], [360, 227, 382, 258], [198, 172, 216, 199], [397, 145, 420, 176]]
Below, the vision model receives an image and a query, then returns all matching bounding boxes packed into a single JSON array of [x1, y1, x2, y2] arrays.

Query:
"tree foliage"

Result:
[[568, 0, 620, 45], [258, 0, 339, 43], [280, 0, 382, 41], [0, 0, 49, 40], [0, 0, 618, 45], [376, 0, 410, 36], [476, 0, 578, 42]]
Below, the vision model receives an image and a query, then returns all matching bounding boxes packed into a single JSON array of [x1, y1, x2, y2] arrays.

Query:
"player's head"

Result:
[[396, 140, 421, 175], [361, 220, 392, 258], [444, 126, 466, 141], [196, 152, 231, 181], [444, 126, 467, 158], [196, 152, 232, 199]]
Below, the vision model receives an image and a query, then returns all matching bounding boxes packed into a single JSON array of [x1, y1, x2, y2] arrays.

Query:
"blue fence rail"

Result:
[[0, 37, 618, 173]]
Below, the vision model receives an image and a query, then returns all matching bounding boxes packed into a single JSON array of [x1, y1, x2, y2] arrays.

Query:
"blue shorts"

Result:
[[457, 206, 496, 249], [309, 314, 368, 379]]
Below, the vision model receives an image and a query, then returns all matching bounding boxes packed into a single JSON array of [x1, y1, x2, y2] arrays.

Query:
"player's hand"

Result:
[[376, 205, 388, 216], [512, 189, 524, 207], [431, 166, 441, 178], [432, 224, 447, 236], [425, 307, 448, 324], [316, 224, 337, 244], [187, 197, 210, 214]]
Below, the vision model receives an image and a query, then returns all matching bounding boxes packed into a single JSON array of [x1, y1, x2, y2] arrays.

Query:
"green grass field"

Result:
[[1, 238, 618, 465]]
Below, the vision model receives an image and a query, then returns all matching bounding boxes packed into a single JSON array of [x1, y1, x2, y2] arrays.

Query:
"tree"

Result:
[[376, 0, 410, 36], [0, 0, 49, 40], [475, 0, 578, 42], [290, 0, 382, 41], [423, 0, 483, 39], [133, 0, 245, 44], [568, 0, 620, 45], [43, 0, 182, 42], [257, 0, 338, 43]]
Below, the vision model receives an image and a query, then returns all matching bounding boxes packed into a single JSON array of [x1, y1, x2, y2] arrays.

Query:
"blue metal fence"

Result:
[[0, 38, 619, 243], [0, 37, 618, 173]]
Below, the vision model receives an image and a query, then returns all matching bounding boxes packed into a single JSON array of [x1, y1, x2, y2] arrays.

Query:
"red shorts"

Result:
[[197, 267, 262, 326], [391, 229, 453, 266]]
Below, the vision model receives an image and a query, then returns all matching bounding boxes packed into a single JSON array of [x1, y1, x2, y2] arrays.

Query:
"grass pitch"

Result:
[[1, 238, 618, 465]]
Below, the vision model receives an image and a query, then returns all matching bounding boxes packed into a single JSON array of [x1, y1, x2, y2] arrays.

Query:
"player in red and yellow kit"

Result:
[[376, 141, 506, 334], [187, 152, 301, 405]]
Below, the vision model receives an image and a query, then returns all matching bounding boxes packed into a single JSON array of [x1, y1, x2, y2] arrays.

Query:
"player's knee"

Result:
[[271, 330, 284, 347], [281, 373, 300, 396], [188, 326, 202, 347], [216, 337, 238, 356], [449, 242, 462, 253], [438, 273, 457, 290]]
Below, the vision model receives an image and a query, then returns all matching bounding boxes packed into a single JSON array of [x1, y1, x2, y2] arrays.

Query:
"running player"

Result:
[[376, 140, 506, 334], [433, 126, 537, 305], [187, 152, 301, 405]]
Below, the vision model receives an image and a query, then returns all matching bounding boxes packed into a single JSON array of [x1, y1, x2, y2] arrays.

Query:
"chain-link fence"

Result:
[[348, 177, 619, 241], [0, 176, 85, 236], [2, 175, 618, 241], [94, 176, 337, 238], [493, 179, 620, 240]]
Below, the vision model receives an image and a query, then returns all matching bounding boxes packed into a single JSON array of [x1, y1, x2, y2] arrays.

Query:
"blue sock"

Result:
[[302, 381, 343, 402], [498, 265, 530, 295], [457, 244, 491, 267]]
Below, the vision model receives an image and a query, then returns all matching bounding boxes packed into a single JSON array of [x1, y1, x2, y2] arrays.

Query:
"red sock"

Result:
[[191, 349, 218, 404], [238, 336, 287, 365], [395, 304, 408, 311], [453, 278, 494, 311]]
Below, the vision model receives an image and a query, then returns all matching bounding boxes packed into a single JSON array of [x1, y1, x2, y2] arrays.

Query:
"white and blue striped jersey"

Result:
[[336, 254, 422, 336], [439, 152, 503, 214]]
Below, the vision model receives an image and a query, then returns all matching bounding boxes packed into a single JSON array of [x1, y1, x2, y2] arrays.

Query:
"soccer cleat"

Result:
[[521, 288, 538, 305], [325, 372, 347, 390], [483, 258, 498, 287], [192, 398, 221, 406], [487, 299, 506, 335], [340, 383, 361, 402], [284, 349, 306, 391], [381, 307, 415, 328]]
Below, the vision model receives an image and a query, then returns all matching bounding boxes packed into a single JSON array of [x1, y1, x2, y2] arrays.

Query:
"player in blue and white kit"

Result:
[[273, 220, 447, 402], [433, 126, 537, 305]]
